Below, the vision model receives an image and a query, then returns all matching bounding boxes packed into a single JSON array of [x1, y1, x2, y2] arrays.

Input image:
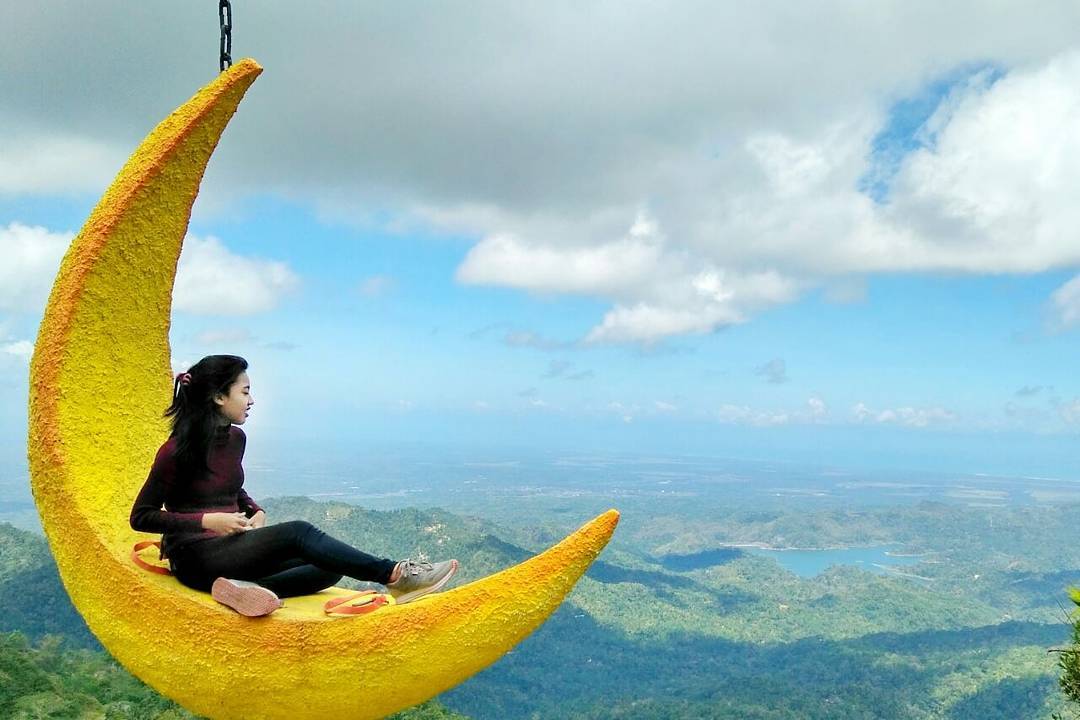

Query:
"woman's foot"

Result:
[[386, 558, 459, 604], [211, 577, 283, 617]]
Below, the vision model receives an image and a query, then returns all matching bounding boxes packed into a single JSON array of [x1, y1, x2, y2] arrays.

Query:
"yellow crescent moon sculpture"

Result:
[[26, 58, 619, 720]]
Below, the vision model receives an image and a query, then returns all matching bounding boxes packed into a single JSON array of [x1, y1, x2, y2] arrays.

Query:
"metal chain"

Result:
[[219, 0, 233, 72]]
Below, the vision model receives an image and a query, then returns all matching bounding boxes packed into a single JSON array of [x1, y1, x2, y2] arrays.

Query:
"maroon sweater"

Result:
[[130, 424, 263, 559]]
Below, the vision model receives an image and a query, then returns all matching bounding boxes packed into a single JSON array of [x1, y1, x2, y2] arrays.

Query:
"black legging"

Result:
[[168, 520, 398, 598]]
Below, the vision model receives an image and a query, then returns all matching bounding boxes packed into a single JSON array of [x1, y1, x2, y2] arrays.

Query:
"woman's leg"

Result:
[[174, 520, 397, 591], [249, 557, 343, 597]]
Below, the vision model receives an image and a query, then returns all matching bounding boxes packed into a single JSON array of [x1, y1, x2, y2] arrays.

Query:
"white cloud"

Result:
[[606, 400, 637, 424], [171, 358, 195, 376], [542, 360, 572, 379], [716, 404, 790, 427], [451, 51, 1080, 343], [0, 131, 124, 195], [654, 400, 677, 413], [713, 396, 828, 427], [503, 330, 567, 351], [461, 211, 803, 344], [0, 225, 302, 322], [1, 339, 33, 360], [852, 402, 957, 428], [756, 358, 788, 384], [358, 275, 396, 298], [456, 226, 662, 297], [823, 277, 868, 304], [1048, 274, 1080, 330], [884, 55, 1080, 273], [173, 234, 301, 316], [194, 328, 256, 346], [0, 222, 72, 313], [584, 299, 743, 345], [11, 4, 1080, 343], [1060, 399, 1080, 425], [259, 339, 298, 351]]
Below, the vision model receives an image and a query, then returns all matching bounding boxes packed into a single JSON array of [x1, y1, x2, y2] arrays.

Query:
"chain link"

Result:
[[219, 0, 233, 72]]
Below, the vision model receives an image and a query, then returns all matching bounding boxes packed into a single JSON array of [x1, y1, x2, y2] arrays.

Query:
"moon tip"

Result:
[[594, 508, 620, 533], [230, 57, 264, 76]]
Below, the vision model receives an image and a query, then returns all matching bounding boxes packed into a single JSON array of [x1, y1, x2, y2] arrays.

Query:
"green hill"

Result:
[[3, 496, 1079, 719]]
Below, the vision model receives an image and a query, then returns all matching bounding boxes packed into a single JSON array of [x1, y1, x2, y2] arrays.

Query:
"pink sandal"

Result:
[[211, 577, 283, 617]]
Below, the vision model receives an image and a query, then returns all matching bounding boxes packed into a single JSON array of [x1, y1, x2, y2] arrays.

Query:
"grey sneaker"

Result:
[[387, 557, 459, 604]]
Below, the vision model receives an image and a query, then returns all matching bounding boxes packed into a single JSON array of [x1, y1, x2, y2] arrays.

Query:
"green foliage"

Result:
[[1056, 587, 1080, 717], [0, 631, 196, 719], [389, 700, 470, 719], [0, 524, 100, 651], [6, 498, 1080, 718]]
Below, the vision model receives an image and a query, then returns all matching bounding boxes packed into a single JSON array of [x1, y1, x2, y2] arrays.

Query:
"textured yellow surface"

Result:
[[26, 59, 619, 719]]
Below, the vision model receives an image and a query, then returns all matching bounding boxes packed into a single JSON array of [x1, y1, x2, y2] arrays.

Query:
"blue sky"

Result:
[[3, 3, 1080, 482]]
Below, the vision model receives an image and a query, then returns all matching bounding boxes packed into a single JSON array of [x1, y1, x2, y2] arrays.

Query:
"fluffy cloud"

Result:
[[9, 4, 1080, 343], [852, 402, 957, 428], [0, 224, 300, 319], [190, 328, 295, 352], [606, 401, 635, 424], [756, 358, 788, 384], [0, 223, 72, 313], [502, 330, 567, 351], [717, 404, 790, 427], [0, 323, 34, 388], [714, 396, 828, 427], [0, 132, 124, 195], [883, 58, 1080, 273], [1049, 275, 1080, 330], [457, 217, 662, 296], [1059, 399, 1080, 425], [173, 235, 301, 316], [357, 274, 396, 298], [450, 51, 1080, 343], [540, 359, 593, 381], [195, 328, 255, 345], [1, 339, 33, 360]]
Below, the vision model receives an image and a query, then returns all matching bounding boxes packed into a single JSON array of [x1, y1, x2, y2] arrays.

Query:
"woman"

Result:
[[130, 354, 458, 616]]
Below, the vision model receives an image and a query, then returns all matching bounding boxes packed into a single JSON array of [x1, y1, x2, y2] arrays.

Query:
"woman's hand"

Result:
[[201, 512, 251, 536], [248, 510, 266, 529]]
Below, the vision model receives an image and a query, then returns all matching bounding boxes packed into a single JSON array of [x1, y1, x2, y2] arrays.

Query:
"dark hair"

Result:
[[163, 354, 248, 476]]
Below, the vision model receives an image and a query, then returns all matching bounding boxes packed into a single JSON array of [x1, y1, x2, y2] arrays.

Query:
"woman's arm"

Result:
[[236, 488, 263, 518], [234, 427, 264, 526], [129, 445, 206, 534]]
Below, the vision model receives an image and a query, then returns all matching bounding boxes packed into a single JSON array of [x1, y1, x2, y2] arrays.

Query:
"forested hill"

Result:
[[2, 495, 1079, 718]]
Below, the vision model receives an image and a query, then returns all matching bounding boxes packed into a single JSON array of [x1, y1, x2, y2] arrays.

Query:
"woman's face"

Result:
[[215, 371, 254, 425]]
